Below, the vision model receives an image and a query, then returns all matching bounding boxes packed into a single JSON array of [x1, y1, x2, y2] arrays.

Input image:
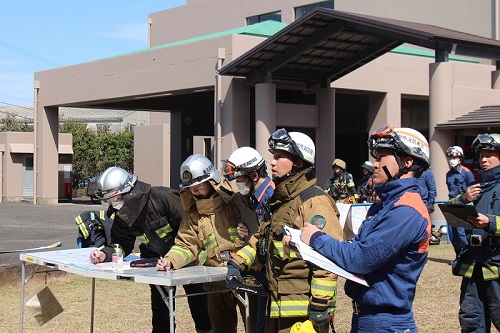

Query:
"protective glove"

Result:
[[308, 304, 330, 333], [225, 262, 243, 283]]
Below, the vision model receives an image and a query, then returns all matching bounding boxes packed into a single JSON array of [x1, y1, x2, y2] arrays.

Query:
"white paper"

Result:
[[283, 225, 369, 287]]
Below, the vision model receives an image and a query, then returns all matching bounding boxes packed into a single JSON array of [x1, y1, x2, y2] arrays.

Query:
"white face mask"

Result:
[[236, 181, 250, 196], [112, 199, 124, 210], [448, 158, 460, 168]]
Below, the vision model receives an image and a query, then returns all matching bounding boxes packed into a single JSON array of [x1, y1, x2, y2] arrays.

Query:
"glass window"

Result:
[[246, 11, 281, 25], [295, 1, 334, 20]]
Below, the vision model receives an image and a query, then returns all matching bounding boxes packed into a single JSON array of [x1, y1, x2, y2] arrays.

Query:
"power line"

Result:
[[0, 101, 33, 111], [0, 92, 32, 104], [0, 39, 60, 67]]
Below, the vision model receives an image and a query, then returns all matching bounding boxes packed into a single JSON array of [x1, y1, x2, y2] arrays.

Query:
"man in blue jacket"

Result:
[[287, 125, 431, 333], [449, 133, 500, 332]]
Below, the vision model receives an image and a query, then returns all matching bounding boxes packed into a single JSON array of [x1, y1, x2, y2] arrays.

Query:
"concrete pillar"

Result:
[[367, 92, 401, 132], [429, 62, 455, 203], [34, 102, 59, 204], [316, 88, 335, 187], [492, 70, 500, 89], [255, 83, 276, 163]]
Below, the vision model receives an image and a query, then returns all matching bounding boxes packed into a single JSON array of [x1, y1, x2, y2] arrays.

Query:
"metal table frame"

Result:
[[19, 248, 249, 332]]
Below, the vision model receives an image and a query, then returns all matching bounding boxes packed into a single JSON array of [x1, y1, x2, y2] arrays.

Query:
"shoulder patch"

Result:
[[310, 215, 327, 229]]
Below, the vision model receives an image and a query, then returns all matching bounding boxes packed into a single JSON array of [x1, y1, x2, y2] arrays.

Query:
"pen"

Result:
[[93, 249, 98, 265], [159, 256, 167, 270]]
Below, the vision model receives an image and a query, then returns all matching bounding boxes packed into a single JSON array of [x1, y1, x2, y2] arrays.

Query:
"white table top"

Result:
[[20, 248, 227, 287]]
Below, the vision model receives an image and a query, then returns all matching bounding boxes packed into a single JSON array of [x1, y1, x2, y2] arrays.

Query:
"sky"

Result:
[[0, 0, 186, 108]]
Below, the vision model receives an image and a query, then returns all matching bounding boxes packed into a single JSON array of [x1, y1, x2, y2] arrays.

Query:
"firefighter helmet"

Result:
[[268, 128, 315, 165], [221, 147, 266, 181], [446, 146, 464, 158], [332, 158, 346, 170], [95, 166, 137, 200], [368, 124, 430, 167], [361, 161, 374, 173], [472, 133, 500, 154], [180, 154, 221, 188]]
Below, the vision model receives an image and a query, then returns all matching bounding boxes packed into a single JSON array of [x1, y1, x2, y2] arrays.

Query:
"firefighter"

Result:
[[157, 154, 254, 333], [75, 210, 113, 248], [89, 166, 211, 333], [445, 145, 475, 256], [449, 133, 500, 332], [221, 146, 275, 333], [295, 125, 432, 333], [226, 129, 344, 333], [323, 158, 359, 203], [355, 161, 374, 203]]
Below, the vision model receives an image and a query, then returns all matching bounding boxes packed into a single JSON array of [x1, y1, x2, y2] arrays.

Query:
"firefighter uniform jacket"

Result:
[[75, 210, 113, 248], [324, 170, 359, 202], [101, 181, 183, 261], [232, 168, 345, 318], [450, 164, 500, 280], [165, 179, 252, 270], [310, 178, 431, 313]]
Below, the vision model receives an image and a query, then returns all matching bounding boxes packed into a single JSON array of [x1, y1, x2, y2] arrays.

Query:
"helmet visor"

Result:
[[180, 170, 210, 187]]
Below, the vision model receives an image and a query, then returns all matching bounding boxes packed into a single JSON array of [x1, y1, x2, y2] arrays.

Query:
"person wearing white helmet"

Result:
[[221, 147, 274, 333], [295, 124, 431, 333], [91, 166, 212, 333], [157, 154, 254, 333], [228, 128, 344, 333], [449, 133, 500, 332], [356, 161, 374, 203], [445, 145, 475, 256]]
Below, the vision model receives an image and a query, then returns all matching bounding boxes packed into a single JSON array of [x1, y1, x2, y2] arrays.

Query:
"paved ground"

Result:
[[0, 199, 100, 265]]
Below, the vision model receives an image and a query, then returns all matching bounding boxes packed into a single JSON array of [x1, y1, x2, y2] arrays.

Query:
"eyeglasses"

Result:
[[220, 160, 239, 180], [370, 124, 394, 138]]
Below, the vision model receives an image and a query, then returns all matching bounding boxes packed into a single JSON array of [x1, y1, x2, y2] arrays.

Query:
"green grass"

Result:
[[1, 242, 460, 332]]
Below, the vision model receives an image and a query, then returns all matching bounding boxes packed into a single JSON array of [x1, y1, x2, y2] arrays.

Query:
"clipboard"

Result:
[[237, 203, 260, 239], [438, 203, 478, 228]]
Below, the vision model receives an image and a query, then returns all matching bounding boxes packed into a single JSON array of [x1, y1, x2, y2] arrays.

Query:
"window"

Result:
[[295, 1, 334, 20], [247, 11, 281, 25]]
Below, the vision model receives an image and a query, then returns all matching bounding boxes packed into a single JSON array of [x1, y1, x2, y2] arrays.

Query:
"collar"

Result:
[[374, 177, 420, 205], [252, 177, 274, 203]]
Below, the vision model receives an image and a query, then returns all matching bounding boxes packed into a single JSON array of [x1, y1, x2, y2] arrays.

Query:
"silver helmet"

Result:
[[179, 154, 221, 188], [95, 166, 137, 200]]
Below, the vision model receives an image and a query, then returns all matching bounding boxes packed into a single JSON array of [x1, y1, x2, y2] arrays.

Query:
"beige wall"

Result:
[[150, 0, 494, 47], [0, 132, 72, 203]]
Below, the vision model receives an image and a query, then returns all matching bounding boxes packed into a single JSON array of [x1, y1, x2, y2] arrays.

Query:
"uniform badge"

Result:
[[311, 215, 327, 229]]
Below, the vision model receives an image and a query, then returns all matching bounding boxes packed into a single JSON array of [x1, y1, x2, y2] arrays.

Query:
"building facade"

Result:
[[32, 0, 500, 204]]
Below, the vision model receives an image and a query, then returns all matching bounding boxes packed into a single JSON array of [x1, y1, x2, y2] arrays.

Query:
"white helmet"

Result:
[[361, 161, 374, 173], [472, 133, 500, 154], [221, 147, 266, 181], [368, 124, 430, 168], [180, 154, 221, 188], [268, 128, 315, 165], [95, 166, 137, 200], [446, 146, 464, 158]]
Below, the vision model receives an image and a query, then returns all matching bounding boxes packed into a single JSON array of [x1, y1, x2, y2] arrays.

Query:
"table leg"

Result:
[[19, 261, 26, 333], [90, 277, 95, 333], [155, 285, 175, 332]]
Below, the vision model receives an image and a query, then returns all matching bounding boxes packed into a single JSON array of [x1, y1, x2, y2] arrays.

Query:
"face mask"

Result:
[[112, 199, 124, 210], [448, 158, 460, 168], [236, 181, 250, 196]]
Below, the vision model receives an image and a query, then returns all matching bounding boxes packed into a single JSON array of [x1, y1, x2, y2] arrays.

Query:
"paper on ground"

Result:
[[283, 225, 369, 287]]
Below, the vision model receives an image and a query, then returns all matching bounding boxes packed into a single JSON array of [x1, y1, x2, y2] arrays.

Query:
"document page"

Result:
[[283, 225, 368, 286]]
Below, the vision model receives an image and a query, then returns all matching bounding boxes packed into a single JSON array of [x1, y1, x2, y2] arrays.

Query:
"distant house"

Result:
[[0, 106, 147, 202]]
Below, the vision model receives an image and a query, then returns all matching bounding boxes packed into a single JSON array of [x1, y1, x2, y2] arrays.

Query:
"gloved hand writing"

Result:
[[225, 262, 243, 283], [308, 304, 330, 333]]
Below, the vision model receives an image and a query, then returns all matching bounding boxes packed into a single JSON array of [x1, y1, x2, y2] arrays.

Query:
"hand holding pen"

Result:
[[89, 247, 104, 264], [157, 256, 172, 271]]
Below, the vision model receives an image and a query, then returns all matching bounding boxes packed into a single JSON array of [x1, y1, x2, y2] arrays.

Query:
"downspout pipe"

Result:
[[214, 48, 225, 167]]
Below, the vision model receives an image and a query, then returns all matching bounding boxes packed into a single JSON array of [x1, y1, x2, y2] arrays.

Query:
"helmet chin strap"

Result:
[[382, 153, 409, 181]]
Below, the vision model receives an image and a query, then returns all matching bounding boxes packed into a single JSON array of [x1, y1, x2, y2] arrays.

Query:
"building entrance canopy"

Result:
[[219, 8, 500, 89]]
